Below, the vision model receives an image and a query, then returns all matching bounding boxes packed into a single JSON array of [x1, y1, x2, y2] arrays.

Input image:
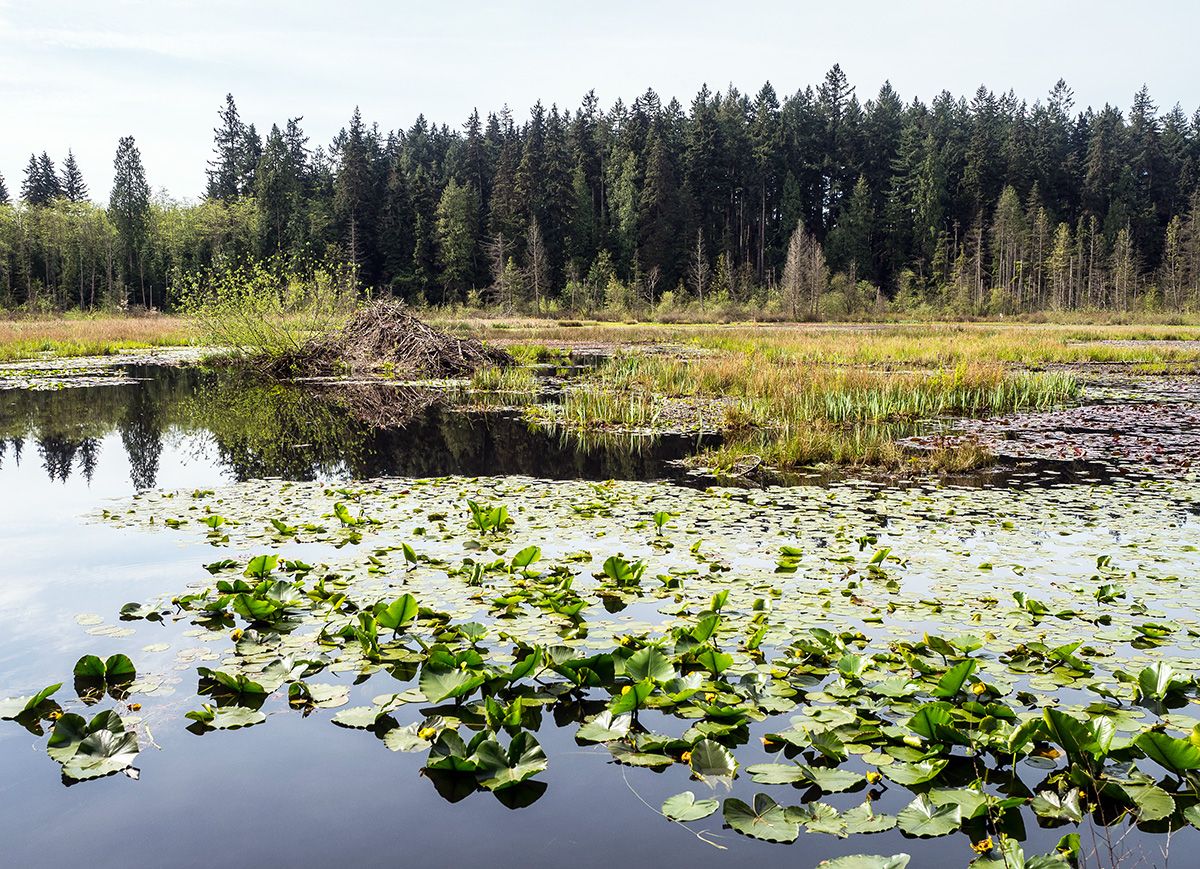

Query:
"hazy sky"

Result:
[[2, 0, 1197, 201]]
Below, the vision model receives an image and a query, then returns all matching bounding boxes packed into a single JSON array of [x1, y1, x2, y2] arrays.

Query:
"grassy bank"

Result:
[[0, 314, 195, 362]]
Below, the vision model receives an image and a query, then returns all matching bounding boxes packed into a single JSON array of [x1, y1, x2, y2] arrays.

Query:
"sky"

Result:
[[2, 0, 1198, 202]]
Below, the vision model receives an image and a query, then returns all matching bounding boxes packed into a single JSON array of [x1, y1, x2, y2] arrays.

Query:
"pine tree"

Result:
[[0, 171, 8, 204], [207, 94, 247, 201], [1047, 222, 1073, 310], [1110, 226, 1138, 310], [22, 153, 61, 205], [255, 123, 305, 257], [636, 125, 684, 287], [37, 153, 62, 200], [109, 136, 152, 306], [1161, 215, 1185, 309], [60, 150, 88, 202], [826, 175, 874, 278], [434, 178, 479, 298], [990, 185, 1027, 306], [333, 107, 380, 284]]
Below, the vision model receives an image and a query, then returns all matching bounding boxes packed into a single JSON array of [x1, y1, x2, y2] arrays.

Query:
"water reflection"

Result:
[[0, 366, 708, 490]]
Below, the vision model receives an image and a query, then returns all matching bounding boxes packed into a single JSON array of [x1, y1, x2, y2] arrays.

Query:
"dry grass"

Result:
[[0, 314, 195, 361], [461, 319, 1200, 366]]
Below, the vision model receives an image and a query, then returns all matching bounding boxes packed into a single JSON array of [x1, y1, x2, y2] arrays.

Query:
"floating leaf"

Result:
[[723, 793, 799, 843], [662, 790, 719, 822], [689, 738, 737, 780], [897, 794, 961, 837]]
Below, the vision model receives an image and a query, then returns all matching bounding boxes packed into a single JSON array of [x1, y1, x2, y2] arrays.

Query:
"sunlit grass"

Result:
[[527, 347, 1080, 470], [0, 314, 196, 361]]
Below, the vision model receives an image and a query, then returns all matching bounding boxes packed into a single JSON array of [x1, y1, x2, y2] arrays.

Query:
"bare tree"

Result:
[[688, 230, 709, 310], [643, 265, 661, 311], [525, 218, 549, 313], [781, 220, 828, 318]]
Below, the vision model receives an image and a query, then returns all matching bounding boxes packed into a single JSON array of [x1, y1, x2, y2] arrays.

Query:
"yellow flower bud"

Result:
[[680, 751, 692, 763], [621, 685, 632, 695]]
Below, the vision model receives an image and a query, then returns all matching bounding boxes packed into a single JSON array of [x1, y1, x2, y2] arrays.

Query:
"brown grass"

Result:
[[0, 314, 195, 361]]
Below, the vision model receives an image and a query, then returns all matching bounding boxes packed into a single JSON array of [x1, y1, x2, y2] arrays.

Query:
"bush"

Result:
[[179, 258, 357, 360]]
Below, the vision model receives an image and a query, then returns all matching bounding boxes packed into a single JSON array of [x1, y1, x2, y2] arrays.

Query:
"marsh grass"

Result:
[[472, 320, 1200, 366], [0, 314, 194, 361], [468, 365, 540, 392], [534, 350, 1078, 470]]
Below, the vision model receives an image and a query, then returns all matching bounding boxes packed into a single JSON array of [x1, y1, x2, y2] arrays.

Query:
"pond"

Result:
[[2, 361, 1199, 868]]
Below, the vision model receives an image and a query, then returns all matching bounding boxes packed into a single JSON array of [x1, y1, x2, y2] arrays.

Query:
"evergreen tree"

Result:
[[109, 136, 151, 306], [255, 122, 306, 257], [826, 175, 874, 278], [0, 171, 8, 204], [207, 94, 247, 201], [636, 125, 684, 287], [434, 178, 479, 298], [22, 153, 62, 205], [333, 107, 381, 284], [60, 151, 88, 202]]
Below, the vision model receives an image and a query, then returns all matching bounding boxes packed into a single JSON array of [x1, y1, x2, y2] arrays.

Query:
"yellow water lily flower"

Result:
[[621, 685, 632, 695], [129, 703, 142, 712], [418, 727, 437, 740], [971, 836, 994, 854], [230, 628, 243, 642], [971, 682, 987, 695], [866, 771, 882, 784], [680, 751, 692, 763]]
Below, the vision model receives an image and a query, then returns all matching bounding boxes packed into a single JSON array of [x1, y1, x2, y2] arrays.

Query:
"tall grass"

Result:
[[534, 350, 1079, 470], [469, 320, 1200, 366], [0, 314, 195, 362], [583, 355, 1078, 424]]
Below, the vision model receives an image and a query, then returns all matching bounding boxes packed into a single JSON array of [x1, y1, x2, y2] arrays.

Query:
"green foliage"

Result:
[[179, 257, 355, 362]]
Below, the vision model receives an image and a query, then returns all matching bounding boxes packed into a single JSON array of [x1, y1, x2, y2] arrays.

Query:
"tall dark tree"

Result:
[[207, 93, 253, 201], [60, 150, 88, 202], [22, 152, 61, 204], [332, 107, 382, 283], [109, 136, 152, 305]]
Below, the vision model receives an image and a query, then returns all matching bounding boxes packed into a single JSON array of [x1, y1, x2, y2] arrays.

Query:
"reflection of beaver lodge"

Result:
[[274, 300, 513, 378], [315, 381, 440, 430]]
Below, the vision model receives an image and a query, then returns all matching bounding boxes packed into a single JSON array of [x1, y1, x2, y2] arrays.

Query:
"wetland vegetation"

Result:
[[5, 31, 1200, 868], [2, 311, 1200, 868]]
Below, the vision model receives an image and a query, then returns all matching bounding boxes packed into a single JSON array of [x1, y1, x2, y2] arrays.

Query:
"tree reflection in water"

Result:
[[0, 365, 709, 489]]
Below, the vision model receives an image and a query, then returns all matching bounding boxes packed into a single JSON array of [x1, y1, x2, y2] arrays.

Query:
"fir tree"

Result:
[[109, 136, 152, 305], [60, 150, 88, 202]]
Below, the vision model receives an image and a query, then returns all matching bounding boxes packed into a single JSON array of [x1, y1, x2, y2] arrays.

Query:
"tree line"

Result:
[[3, 66, 1200, 315]]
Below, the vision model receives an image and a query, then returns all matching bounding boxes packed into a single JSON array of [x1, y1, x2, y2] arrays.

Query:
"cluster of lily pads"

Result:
[[7, 472, 1200, 866]]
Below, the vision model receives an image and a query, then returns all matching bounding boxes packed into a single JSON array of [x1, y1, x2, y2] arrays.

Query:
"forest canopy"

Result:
[[2, 66, 1200, 316]]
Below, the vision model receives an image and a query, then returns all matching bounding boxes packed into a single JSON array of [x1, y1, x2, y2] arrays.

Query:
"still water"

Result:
[[0, 365, 1186, 868]]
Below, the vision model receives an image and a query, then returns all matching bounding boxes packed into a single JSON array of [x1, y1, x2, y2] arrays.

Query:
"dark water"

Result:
[[0, 367, 1152, 868], [0, 367, 833, 869], [0, 365, 716, 488]]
